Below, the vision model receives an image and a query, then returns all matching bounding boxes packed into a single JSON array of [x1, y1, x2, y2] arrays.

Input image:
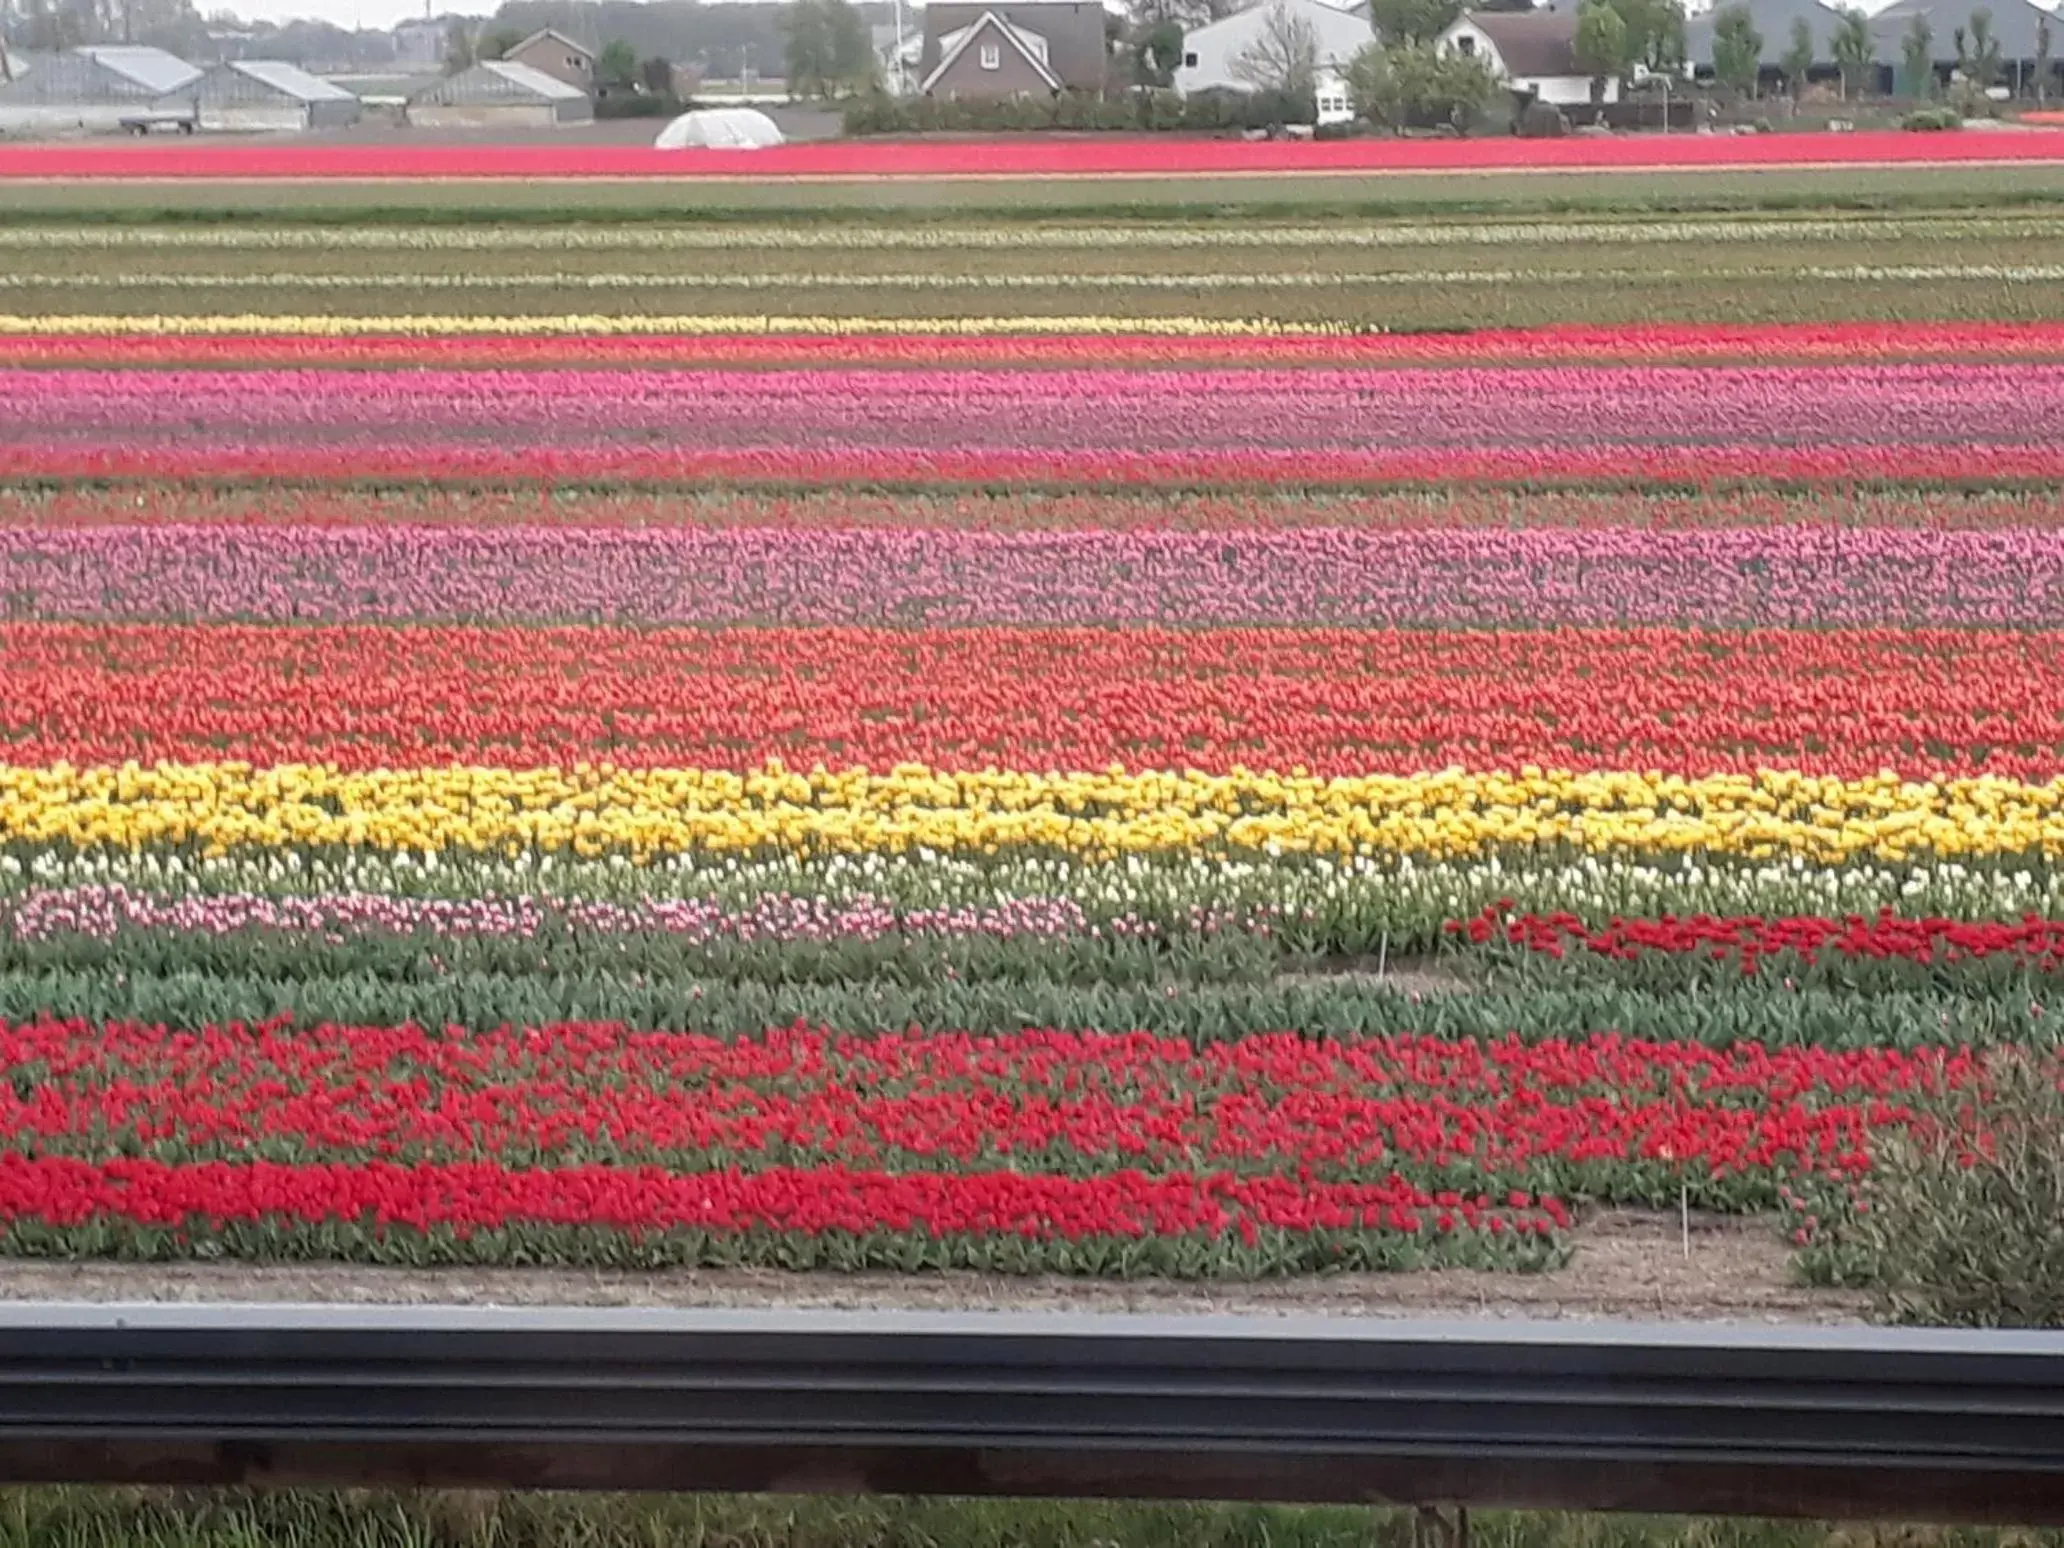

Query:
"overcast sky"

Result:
[[232, 0, 483, 29]]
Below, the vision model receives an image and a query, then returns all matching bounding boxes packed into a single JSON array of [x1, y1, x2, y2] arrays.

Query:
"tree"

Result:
[[1345, 38, 1501, 132], [1574, 0, 1632, 100], [443, 17, 478, 73], [826, 0, 875, 90], [1626, 0, 1687, 73], [780, 0, 831, 95], [1776, 15, 1814, 95], [1779, 16, 1813, 97], [1427, 43, 1503, 130], [2038, 13, 2052, 107], [1345, 37, 1410, 122], [475, 24, 524, 60], [1829, 5, 1873, 98], [1368, 0, 1461, 47], [1710, 3, 1761, 96], [1963, 6, 2002, 90], [1231, 1, 1321, 96], [1901, 12, 1933, 97], [598, 37, 639, 88], [640, 54, 675, 95], [1134, 0, 1248, 29], [1130, 17, 1185, 86]]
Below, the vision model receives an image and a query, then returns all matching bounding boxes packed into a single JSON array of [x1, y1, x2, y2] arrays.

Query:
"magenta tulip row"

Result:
[[7, 364, 2061, 454], [1, 885, 1258, 945], [6, 523, 2062, 626]]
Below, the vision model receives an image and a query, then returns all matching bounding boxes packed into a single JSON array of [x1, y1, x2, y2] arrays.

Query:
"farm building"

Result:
[[406, 59, 593, 128], [1685, 0, 1844, 82], [0, 45, 199, 134], [159, 59, 362, 131], [1868, 0, 2061, 96], [1171, 0, 1373, 97]]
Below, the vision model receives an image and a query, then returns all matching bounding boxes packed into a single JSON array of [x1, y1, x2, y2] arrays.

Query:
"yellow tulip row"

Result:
[[0, 312, 1322, 338], [3, 764, 2062, 866]]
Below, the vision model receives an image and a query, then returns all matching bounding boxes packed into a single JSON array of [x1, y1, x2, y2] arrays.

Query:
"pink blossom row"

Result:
[[6, 523, 2062, 627], [7, 365, 2060, 455]]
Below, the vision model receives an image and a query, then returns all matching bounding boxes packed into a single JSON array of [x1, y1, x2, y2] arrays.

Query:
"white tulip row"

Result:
[[0, 215, 2049, 253]]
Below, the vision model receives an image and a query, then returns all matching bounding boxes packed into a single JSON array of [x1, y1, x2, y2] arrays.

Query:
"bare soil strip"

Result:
[[0, 1212, 1865, 1323]]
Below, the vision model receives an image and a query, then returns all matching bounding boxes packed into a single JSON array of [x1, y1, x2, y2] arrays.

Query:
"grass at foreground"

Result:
[[8, 164, 2064, 221], [0, 1492, 2052, 1548]]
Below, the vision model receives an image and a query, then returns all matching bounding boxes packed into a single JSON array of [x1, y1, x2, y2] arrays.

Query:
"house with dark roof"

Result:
[[1437, 8, 1609, 104], [918, 0, 1108, 97]]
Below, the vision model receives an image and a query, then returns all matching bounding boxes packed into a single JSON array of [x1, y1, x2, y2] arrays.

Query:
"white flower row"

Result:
[[4, 846, 2059, 928], [0, 215, 2050, 252]]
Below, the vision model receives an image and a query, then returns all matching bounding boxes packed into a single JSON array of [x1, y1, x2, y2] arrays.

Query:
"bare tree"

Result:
[[1231, 1, 1321, 95]]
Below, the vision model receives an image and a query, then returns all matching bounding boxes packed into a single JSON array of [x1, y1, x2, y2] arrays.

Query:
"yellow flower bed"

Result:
[[3, 764, 2062, 865]]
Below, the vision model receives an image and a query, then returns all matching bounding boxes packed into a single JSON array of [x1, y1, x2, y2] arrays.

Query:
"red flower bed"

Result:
[[1460, 906, 2064, 974], [3, 131, 2060, 181], [0, 1016, 1978, 1267], [8, 623, 2062, 778]]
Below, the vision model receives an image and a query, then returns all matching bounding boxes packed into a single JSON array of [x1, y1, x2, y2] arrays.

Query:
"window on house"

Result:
[[1455, 34, 1475, 53], [980, 42, 1001, 68], [1183, 50, 1198, 65]]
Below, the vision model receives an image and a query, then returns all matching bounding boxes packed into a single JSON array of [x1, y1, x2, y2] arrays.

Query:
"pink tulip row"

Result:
[[2, 885, 1264, 945], [7, 365, 2059, 455], [6, 523, 2061, 627], [10, 441, 2060, 488]]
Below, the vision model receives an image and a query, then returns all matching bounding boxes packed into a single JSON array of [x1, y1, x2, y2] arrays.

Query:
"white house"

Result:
[[1173, 0, 1375, 95], [1436, 8, 1615, 105]]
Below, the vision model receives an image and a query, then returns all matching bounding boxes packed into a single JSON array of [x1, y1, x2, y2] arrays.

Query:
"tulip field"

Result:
[[1, 176, 2063, 1288]]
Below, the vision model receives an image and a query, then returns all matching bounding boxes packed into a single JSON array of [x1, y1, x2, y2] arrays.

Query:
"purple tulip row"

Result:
[[7, 523, 2063, 626], [7, 364, 2061, 453]]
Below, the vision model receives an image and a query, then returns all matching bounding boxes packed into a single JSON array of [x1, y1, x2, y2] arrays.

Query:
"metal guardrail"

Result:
[[0, 1304, 2062, 1524]]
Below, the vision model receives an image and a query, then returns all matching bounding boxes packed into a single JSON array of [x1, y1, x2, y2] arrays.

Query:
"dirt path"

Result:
[[0, 1211, 1866, 1323]]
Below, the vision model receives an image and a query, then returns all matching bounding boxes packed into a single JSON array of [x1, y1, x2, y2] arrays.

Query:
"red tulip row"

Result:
[[8, 622, 2062, 778], [0, 1017, 1940, 1182], [1457, 905, 2064, 974], [0, 1015, 1995, 1266], [8, 322, 2063, 371], [2, 127, 2056, 178]]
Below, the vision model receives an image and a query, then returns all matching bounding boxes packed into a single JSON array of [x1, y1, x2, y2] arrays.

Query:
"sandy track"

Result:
[[0, 1212, 1866, 1324]]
